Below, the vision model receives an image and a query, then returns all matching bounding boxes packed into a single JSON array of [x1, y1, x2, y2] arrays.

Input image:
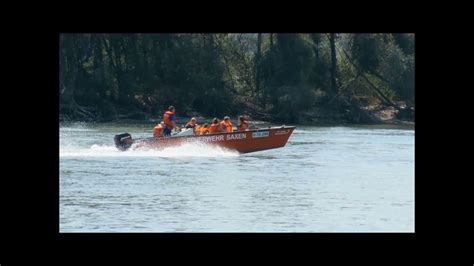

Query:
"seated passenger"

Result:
[[220, 116, 233, 132], [196, 123, 210, 135], [185, 117, 199, 134], [209, 118, 226, 134], [237, 116, 249, 131], [153, 122, 165, 137]]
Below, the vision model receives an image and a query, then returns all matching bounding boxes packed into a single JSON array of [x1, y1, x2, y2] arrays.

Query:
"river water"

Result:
[[60, 122, 414, 232]]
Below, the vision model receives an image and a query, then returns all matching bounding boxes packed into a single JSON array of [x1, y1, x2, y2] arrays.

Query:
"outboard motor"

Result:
[[114, 133, 133, 151]]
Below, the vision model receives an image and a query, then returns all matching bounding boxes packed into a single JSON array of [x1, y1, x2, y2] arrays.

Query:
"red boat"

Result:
[[114, 126, 296, 154]]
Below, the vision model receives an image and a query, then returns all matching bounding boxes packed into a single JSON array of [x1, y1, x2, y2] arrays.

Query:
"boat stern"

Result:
[[114, 133, 133, 151]]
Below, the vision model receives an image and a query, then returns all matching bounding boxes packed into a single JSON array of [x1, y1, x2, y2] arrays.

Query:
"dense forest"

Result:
[[60, 33, 414, 124]]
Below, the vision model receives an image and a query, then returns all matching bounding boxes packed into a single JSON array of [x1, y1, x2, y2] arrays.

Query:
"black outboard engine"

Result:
[[114, 133, 133, 151]]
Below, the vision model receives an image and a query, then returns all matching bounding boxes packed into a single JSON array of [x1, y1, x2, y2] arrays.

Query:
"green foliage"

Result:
[[60, 33, 414, 122], [258, 34, 318, 122], [350, 33, 415, 103], [273, 85, 316, 123], [351, 33, 380, 72], [393, 33, 415, 55]]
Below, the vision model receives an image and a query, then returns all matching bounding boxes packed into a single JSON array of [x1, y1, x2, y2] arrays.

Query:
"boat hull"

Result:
[[117, 126, 295, 154]]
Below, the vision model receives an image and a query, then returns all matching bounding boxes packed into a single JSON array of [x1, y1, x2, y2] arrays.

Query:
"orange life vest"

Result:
[[221, 120, 233, 132], [196, 126, 209, 135], [237, 121, 249, 131], [208, 122, 221, 134], [153, 123, 163, 137], [194, 127, 202, 135], [163, 111, 174, 129]]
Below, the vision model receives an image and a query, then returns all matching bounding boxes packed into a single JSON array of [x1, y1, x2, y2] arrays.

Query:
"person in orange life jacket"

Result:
[[185, 117, 198, 133], [162, 105, 179, 136], [153, 121, 165, 137], [196, 123, 210, 135], [237, 115, 249, 131], [209, 118, 226, 134], [220, 116, 233, 132]]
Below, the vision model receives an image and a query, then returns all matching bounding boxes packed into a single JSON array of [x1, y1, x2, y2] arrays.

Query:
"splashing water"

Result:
[[60, 142, 239, 158], [60, 122, 239, 158]]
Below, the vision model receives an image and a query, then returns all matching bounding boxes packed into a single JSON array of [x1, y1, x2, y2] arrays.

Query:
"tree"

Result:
[[260, 33, 316, 122], [329, 33, 338, 96], [60, 33, 414, 123], [255, 33, 262, 97]]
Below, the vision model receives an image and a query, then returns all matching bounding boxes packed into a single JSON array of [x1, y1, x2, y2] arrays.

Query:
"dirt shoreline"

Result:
[[60, 96, 414, 128], [60, 115, 414, 128], [60, 100, 414, 128]]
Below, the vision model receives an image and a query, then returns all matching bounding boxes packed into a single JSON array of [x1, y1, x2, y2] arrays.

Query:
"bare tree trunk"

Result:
[[342, 48, 400, 110], [360, 74, 400, 110], [60, 34, 96, 120], [92, 35, 106, 98], [103, 35, 126, 101], [214, 35, 237, 94], [255, 33, 262, 97], [330, 33, 338, 96], [60, 35, 77, 107]]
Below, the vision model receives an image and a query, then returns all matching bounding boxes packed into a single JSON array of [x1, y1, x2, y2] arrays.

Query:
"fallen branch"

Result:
[[342, 49, 400, 110]]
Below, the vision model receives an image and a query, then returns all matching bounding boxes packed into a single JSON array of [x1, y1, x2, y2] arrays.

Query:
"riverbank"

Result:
[[60, 115, 414, 130], [60, 98, 414, 128]]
